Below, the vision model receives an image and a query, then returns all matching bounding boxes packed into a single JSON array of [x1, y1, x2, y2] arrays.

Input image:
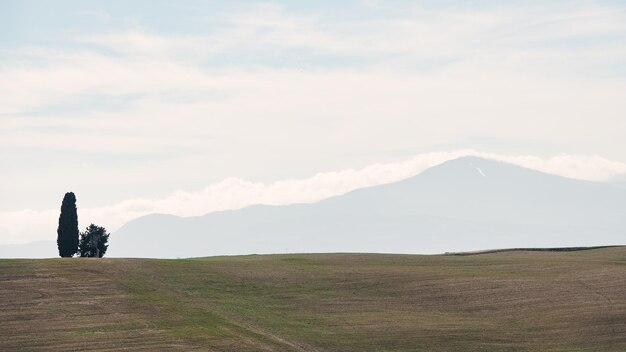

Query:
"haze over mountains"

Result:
[[609, 175, 626, 189], [2, 157, 624, 258], [108, 156, 625, 258]]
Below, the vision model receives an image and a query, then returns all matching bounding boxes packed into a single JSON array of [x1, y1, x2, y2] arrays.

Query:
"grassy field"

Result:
[[1, 248, 625, 351]]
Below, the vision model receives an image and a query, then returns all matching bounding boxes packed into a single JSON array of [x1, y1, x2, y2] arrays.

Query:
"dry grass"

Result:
[[1, 247, 625, 351]]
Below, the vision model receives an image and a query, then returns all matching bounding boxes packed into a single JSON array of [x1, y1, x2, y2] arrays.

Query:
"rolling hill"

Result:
[[110, 156, 626, 258], [1, 248, 625, 351]]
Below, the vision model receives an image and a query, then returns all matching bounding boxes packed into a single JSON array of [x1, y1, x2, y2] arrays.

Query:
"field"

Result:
[[1, 247, 625, 351]]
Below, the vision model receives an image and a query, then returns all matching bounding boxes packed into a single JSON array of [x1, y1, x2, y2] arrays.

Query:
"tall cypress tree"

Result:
[[57, 192, 79, 257]]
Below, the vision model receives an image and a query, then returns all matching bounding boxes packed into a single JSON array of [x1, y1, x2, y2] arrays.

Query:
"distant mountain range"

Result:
[[2, 156, 625, 258], [609, 175, 626, 189], [0, 241, 57, 259], [108, 156, 625, 258]]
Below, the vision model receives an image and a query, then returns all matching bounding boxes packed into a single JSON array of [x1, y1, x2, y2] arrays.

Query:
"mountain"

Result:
[[109, 157, 626, 258], [608, 175, 626, 189]]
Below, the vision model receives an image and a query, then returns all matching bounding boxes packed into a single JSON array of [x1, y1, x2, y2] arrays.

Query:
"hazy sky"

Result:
[[1, 1, 626, 244]]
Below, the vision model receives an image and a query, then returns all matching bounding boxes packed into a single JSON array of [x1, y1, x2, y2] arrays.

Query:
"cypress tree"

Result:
[[57, 192, 79, 257]]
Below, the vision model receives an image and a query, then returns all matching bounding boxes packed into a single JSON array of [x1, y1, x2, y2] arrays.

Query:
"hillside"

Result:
[[1, 247, 625, 351], [111, 156, 626, 258]]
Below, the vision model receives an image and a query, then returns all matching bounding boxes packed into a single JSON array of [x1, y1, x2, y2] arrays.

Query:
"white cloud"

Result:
[[2, 2, 625, 115], [2, 4, 624, 163], [1, 150, 625, 245]]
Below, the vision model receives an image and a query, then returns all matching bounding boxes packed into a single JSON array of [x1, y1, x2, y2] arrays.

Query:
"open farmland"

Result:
[[1, 247, 625, 351]]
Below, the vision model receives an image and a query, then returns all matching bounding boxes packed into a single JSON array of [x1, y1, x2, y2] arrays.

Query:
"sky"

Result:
[[1, 0, 626, 245]]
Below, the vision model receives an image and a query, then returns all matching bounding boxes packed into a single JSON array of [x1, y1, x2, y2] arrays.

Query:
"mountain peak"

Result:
[[439, 155, 508, 167], [415, 155, 522, 182]]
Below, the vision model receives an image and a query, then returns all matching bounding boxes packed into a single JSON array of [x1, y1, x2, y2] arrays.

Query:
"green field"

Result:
[[1, 248, 625, 351]]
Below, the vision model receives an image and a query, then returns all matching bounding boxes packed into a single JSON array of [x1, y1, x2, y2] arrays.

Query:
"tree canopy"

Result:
[[78, 224, 110, 258]]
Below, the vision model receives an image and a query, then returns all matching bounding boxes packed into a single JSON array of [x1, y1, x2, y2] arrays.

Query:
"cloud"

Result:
[[2, 3, 625, 162], [2, 1, 625, 114], [1, 150, 625, 245]]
